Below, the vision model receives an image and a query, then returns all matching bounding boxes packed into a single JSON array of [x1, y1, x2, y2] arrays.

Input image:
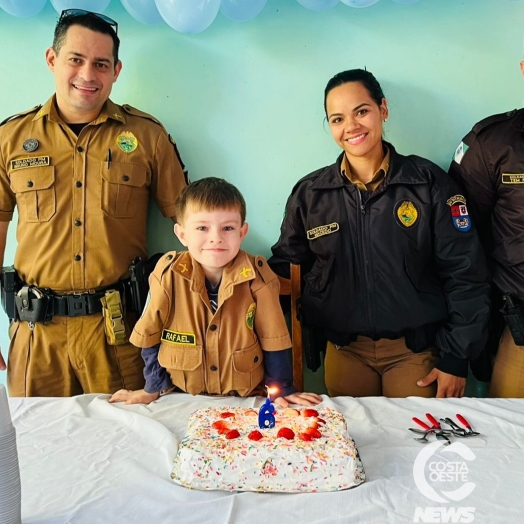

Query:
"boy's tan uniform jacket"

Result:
[[130, 250, 292, 396]]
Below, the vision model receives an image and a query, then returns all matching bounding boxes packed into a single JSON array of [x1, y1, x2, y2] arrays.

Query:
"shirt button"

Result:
[[74, 220, 82, 227], [77, 146, 83, 153], [209, 324, 217, 331], [74, 254, 81, 261], [122, 175, 129, 181], [27, 181, 34, 188], [210, 365, 218, 371], [258, 260, 263, 267], [76, 181, 82, 188], [166, 254, 173, 261], [254, 356, 259, 363]]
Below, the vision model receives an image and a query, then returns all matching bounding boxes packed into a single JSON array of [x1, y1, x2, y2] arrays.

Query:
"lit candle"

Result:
[[258, 386, 278, 429]]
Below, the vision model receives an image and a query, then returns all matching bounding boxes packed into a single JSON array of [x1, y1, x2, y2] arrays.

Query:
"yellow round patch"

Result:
[[246, 303, 256, 330], [396, 201, 419, 228], [116, 131, 138, 153]]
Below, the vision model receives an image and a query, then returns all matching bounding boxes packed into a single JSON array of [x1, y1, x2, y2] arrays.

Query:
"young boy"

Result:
[[110, 178, 321, 407]]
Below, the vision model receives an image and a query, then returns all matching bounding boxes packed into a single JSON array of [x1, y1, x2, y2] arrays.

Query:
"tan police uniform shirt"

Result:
[[0, 96, 187, 292], [341, 147, 390, 192], [130, 250, 292, 396]]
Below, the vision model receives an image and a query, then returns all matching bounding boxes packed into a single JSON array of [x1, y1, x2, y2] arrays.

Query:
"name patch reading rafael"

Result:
[[10, 156, 50, 171], [161, 329, 196, 345], [307, 222, 339, 240]]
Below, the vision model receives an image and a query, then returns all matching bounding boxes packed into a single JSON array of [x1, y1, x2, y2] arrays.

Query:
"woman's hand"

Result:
[[417, 368, 466, 398], [274, 391, 323, 408]]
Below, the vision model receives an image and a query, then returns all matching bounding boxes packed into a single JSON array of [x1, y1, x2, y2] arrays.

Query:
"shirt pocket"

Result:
[[232, 341, 264, 395], [10, 166, 56, 222], [158, 343, 204, 395], [100, 162, 148, 218]]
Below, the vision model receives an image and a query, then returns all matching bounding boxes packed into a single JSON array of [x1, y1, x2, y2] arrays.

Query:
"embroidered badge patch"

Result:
[[10, 156, 50, 170], [22, 139, 39, 152], [453, 141, 469, 165], [502, 174, 524, 184], [246, 303, 256, 330], [116, 131, 138, 153], [306, 222, 339, 240], [447, 195, 471, 232], [395, 201, 419, 228], [161, 329, 196, 345]]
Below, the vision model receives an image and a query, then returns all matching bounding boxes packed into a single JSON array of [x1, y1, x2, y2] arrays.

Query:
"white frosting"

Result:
[[171, 407, 365, 492]]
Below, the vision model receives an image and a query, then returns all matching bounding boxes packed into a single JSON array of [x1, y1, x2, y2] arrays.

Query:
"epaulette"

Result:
[[121, 104, 163, 127], [471, 109, 517, 136], [254, 255, 277, 285], [153, 251, 178, 279], [0, 105, 41, 127]]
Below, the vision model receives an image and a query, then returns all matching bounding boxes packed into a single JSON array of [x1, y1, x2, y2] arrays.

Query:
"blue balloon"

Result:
[[50, 0, 112, 14], [296, 0, 338, 11], [340, 0, 380, 6], [120, 0, 164, 25], [155, 0, 220, 34], [0, 0, 46, 18], [220, 0, 267, 22]]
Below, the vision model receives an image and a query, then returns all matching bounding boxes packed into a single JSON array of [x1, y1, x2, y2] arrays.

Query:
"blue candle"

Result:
[[258, 386, 277, 429]]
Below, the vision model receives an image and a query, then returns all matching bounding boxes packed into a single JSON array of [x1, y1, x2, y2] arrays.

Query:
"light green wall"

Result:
[[1, 0, 522, 391]]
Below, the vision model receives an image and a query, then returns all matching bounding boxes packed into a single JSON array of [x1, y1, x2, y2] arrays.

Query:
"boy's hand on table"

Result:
[[109, 388, 160, 405], [274, 392, 323, 408]]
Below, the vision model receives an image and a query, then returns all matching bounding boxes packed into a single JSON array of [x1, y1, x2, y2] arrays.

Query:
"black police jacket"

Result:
[[271, 143, 491, 378], [449, 108, 524, 302]]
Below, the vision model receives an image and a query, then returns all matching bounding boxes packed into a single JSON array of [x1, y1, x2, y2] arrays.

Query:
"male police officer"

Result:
[[449, 63, 524, 398], [0, 10, 187, 396]]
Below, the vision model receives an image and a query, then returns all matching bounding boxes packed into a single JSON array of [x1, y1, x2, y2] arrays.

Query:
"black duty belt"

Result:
[[52, 291, 106, 317]]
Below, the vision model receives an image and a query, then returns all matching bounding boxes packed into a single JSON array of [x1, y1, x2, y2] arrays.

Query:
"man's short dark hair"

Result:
[[174, 178, 247, 224], [53, 12, 120, 65]]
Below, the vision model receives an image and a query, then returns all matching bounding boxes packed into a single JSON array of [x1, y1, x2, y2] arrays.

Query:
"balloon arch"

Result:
[[0, 0, 517, 34]]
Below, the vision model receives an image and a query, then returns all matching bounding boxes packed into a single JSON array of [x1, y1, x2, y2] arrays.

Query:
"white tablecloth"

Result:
[[8, 394, 524, 524]]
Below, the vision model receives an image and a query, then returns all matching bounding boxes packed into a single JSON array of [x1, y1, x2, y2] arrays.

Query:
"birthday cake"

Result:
[[171, 406, 365, 492]]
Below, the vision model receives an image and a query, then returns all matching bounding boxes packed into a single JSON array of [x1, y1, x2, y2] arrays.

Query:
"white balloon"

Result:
[[0, 0, 46, 18], [220, 0, 267, 22], [340, 0, 380, 7], [50, 0, 112, 14], [120, 0, 164, 25], [296, 0, 339, 11], [155, 0, 220, 34]]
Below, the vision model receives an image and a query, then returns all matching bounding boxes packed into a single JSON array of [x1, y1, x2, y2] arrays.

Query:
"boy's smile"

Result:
[[174, 205, 249, 286]]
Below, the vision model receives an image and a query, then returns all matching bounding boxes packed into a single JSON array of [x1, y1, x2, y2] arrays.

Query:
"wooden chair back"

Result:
[[277, 264, 303, 391]]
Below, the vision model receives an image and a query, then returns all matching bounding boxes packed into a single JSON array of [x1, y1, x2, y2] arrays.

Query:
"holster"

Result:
[[1, 266, 22, 321], [298, 300, 327, 372], [127, 253, 163, 314], [500, 294, 524, 346]]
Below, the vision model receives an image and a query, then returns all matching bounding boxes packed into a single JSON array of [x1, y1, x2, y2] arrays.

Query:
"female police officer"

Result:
[[270, 69, 491, 398]]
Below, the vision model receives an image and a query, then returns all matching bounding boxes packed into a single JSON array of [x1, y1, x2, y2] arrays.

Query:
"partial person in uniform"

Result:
[[0, 10, 187, 396], [448, 64, 524, 397], [270, 69, 491, 398], [109, 178, 322, 407]]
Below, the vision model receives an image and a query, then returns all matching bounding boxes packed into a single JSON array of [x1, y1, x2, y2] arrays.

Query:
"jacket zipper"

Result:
[[356, 190, 375, 337]]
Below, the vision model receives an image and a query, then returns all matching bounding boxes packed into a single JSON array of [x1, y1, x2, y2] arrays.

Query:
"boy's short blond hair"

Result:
[[174, 177, 247, 224]]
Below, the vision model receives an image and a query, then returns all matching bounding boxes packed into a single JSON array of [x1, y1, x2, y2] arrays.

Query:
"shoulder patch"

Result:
[[0, 105, 41, 127], [254, 255, 276, 285], [472, 109, 517, 136], [121, 104, 162, 126]]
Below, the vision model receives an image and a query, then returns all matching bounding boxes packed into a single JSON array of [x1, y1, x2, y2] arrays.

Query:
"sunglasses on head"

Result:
[[59, 9, 118, 35]]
